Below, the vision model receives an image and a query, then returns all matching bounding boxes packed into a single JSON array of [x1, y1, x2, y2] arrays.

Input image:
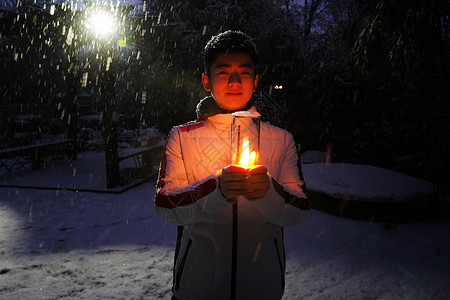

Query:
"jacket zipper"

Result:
[[274, 238, 285, 290], [174, 239, 192, 291], [231, 201, 238, 300]]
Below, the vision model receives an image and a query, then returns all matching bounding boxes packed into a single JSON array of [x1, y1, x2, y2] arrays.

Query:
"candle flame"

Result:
[[238, 138, 257, 168]]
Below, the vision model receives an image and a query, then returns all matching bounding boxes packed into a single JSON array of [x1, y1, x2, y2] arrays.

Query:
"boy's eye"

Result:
[[217, 71, 228, 75]]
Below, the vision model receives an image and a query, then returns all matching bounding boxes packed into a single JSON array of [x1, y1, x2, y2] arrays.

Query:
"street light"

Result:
[[60, 2, 133, 188], [84, 8, 119, 41], [84, 7, 122, 188]]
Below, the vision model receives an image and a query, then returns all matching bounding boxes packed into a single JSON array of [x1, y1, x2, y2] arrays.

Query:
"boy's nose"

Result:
[[228, 72, 241, 86]]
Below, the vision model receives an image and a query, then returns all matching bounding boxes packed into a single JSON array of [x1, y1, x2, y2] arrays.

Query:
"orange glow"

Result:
[[237, 138, 257, 168]]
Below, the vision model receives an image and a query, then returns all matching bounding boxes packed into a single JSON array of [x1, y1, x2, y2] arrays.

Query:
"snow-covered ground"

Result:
[[1, 153, 449, 299]]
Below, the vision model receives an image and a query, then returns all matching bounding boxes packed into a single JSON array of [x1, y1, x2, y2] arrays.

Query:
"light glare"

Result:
[[85, 10, 117, 39]]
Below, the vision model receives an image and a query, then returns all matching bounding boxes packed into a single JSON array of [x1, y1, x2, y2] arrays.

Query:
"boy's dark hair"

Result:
[[204, 30, 258, 75]]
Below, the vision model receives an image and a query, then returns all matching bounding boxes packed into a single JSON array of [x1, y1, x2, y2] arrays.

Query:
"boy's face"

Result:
[[202, 52, 258, 111]]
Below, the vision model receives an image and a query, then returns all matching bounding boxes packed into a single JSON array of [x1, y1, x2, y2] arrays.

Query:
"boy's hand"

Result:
[[220, 165, 269, 201], [220, 165, 250, 201], [244, 165, 270, 200]]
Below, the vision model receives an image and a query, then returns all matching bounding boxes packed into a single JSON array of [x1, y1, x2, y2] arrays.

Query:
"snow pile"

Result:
[[302, 163, 433, 202]]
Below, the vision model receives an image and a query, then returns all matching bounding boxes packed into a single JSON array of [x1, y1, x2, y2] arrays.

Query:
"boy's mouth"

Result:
[[226, 92, 243, 96]]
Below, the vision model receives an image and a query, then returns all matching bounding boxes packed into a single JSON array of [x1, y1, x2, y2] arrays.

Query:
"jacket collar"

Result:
[[207, 106, 259, 131], [195, 96, 255, 120]]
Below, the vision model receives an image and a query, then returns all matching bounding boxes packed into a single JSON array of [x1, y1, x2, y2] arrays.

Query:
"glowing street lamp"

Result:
[[84, 8, 119, 41], [51, 2, 132, 188], [84, 7, 122, 188]]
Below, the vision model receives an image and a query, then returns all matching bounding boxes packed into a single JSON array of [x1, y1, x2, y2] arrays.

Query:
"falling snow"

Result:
[[1, 1, 449, 298]]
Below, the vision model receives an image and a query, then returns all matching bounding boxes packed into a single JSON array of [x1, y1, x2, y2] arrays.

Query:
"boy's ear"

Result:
[[202, 73, 211, 92], [254, 74, 259, 91]]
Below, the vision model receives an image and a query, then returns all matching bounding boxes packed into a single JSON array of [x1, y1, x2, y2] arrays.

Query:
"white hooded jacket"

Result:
[[154, 105, 310, 300]]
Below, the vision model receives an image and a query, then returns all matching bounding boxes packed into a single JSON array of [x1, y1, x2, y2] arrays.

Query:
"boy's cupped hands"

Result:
[[220, 165, 270, 201]]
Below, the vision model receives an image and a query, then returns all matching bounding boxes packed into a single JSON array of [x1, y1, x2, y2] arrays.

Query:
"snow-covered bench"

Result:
[[0, 139, 74, 174]]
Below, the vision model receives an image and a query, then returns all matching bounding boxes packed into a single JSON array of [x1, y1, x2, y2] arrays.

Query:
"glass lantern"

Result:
[[231, 111, 261, 168]]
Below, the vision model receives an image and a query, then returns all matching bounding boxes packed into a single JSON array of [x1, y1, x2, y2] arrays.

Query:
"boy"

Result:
[[154, 30, 310, 300]]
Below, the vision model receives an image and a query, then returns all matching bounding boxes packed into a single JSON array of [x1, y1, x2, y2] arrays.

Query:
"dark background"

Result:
[[1, 0, 449, 193]]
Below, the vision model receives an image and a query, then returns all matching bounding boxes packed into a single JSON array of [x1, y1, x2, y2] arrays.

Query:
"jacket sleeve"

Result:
[[249, 131, 311, 227], [154, 127, 232, 226]]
